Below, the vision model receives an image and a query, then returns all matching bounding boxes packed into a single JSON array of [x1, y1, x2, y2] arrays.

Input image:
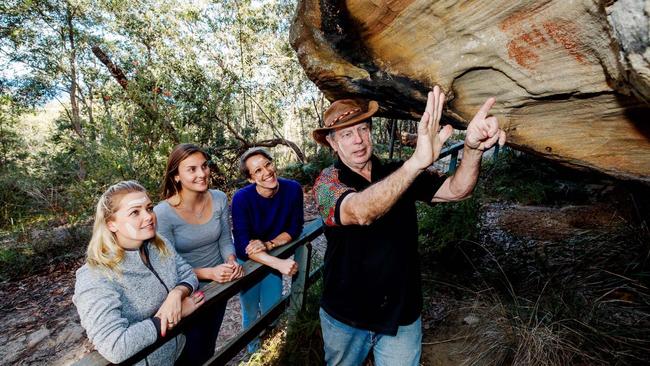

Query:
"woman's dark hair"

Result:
[[161, 143, 210, 199]]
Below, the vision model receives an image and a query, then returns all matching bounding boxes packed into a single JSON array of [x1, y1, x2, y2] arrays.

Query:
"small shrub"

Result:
[[0, 222, 89, 281], [282, 149, 336, 186], [477, 150, 558, 205], [418, 199, 480, 254]]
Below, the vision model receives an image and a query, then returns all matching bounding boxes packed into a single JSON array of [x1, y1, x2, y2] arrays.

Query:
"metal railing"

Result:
[[73, 141, 501, 365], [440, 141, 501, 174]]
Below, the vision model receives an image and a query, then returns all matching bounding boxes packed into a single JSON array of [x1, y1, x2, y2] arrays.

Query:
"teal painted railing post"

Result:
[[449, 150, 459, 174], [288, 242, 311, 319]]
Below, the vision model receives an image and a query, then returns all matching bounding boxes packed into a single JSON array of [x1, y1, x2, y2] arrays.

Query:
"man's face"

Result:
[[326, 122, 373, 169]]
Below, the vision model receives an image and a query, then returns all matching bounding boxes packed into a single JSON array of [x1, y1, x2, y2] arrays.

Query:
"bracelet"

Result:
[[265, 241, 275, 250]]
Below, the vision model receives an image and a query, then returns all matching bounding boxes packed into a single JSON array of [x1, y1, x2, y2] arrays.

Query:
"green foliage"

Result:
[[282, 149, 336, 185], [0, 224, 90, 281], [0, 0, 323, 234], [0, 96, 36, 227], [417, 199, 480, 253], [477, 150, 559, 205]]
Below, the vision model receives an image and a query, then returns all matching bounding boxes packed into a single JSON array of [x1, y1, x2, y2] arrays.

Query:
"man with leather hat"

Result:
[[312, 86, 506, 366]]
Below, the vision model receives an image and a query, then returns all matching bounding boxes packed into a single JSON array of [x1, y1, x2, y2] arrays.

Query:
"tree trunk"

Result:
[[66, 5, 86, 180], [91, 46, 179, 143]]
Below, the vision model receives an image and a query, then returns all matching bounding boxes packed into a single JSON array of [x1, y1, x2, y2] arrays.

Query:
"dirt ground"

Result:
[[418, 197, 641, 366]]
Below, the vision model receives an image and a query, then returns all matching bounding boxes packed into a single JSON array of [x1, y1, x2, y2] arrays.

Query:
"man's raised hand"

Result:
[[409, 86, 454, 171], [464, 97, 506, 151]]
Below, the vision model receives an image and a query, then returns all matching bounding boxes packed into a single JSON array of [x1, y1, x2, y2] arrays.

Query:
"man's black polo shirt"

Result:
[[313, 156, 446, 335]]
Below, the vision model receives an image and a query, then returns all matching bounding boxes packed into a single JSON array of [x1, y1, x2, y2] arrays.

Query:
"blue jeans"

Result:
[[319, 308, 422, 366], [239, 263, 283, 353]]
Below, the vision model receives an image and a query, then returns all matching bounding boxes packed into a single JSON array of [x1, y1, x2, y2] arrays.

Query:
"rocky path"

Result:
[[0, 257, 89, 365]]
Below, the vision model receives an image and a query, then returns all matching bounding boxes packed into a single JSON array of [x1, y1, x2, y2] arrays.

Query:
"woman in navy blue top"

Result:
[[156, 143, 244, 364], [232, 147, 304, 353]]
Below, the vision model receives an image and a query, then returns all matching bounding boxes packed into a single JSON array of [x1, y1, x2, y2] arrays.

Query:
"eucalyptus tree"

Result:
[[0, 0, 323, 224], [0, 0, 107, 181]]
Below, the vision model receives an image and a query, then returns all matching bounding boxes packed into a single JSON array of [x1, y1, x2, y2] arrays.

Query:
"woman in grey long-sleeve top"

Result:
[[155, 188, 234, 271], [155, 143, 244, 364], [73, 181, 204, 365]]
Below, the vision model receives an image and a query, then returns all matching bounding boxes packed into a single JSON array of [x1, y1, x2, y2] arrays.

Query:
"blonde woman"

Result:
[[155, 143, 244, 364], [73, 181, 204, 365]]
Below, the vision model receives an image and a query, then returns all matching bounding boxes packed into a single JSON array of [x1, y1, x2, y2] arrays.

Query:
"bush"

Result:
[[282, 149, 336, 186], [0, 222, 90, 281], [417, 198, 480, 254]]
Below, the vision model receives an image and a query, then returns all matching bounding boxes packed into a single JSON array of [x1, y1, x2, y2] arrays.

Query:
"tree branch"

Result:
[[240, 88, 305, 163], [91, 45, 179, 143], [215, 114, 248, 145], [253, 138, 306, 162], [91, 46, 129, 89], [311, 95, 323, 127]]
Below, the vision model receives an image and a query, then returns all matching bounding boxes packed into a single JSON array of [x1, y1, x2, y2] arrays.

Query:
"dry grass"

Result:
[[459, 298, 597, 366], [238, 323, 288, 366], [450, 220, 650, 366]]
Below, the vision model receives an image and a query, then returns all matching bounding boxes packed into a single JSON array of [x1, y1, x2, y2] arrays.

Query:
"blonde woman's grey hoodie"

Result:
[[73, 239, 198, 365]]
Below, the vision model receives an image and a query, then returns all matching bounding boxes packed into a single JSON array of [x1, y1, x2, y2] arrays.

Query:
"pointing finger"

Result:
[[476, 97, 496, 120]]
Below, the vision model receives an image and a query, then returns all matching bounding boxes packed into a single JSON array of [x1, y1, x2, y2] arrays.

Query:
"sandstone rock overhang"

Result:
[[290, 0, 650, 182]]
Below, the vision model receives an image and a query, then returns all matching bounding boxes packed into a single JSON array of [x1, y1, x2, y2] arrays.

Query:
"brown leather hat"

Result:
[[313, 99, 379, 147]]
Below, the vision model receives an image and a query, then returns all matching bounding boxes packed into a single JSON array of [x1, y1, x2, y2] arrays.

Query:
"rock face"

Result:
[[290, 0, 650, 181]]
